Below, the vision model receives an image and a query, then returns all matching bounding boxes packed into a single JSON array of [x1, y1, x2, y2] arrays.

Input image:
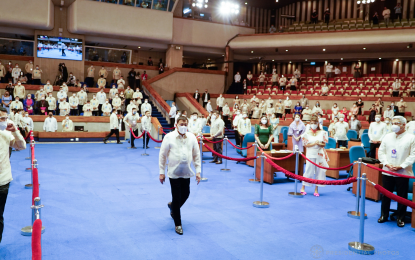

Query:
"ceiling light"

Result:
[[357, 0, 361, 3], [363, 47, 366, 50], [286, 50, 288, 52], [396, 59, 399, 61], [222, 54, 224, 56], [341, 58, 343, 60], [208, 58, 210, 60], [245, 2, 247, 4], [251, 51, 254, 53], [138, 46, 141, 48], [305, 59, 307, 61], [379, 58, 382, 59], [289, 61, 292, 63], [323, 49, 326, 51], [272, 59, 275, 61]]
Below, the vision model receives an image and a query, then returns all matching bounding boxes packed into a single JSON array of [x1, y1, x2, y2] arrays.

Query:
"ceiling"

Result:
[[242, 0, 299, 9]]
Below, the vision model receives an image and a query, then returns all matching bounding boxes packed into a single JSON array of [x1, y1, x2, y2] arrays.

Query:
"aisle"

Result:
[[1, 140, 413, 260]]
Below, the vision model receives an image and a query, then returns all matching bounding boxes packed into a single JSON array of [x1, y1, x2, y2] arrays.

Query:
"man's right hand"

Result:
[[159, 174, 165, 184]]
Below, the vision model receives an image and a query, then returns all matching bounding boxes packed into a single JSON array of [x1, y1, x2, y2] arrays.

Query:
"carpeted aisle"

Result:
[[0, 140, 413, 260]]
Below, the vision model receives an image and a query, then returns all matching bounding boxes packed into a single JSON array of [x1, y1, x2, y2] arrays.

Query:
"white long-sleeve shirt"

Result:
[[59, 102, 70, 116], [43, 117, 57, 132], [0, 127, 26, 186], [109, 113, 118, 129], [378, 132, 415, 177], [22, 116, 34, 131], [169, 106, 177, 118], [405, 121, 415, 135], [210, 118, 225, 138], [234, 74, 241, 83], [57, 91, 67, 103], [368, 122, 387, 143], [206, 102, 213, 113], [69, 96, 79, 108], [123, 113, 141, 130], [102, 103, 112, 115], [62, 119, 74, 132], [222, 105, 230, 116], [333, 122, 349, 141], [383, 109, 394, 119], [141, 115, 152, 132], [233, 114, 242, 128], [238, 118, 251, 135], [77, 91, 87, 105], [216, 97, 225, 107], [97, 92, 107, 105], [141, 103, 152, 115], [159, 130, 201, 178], [188, 119, 202, 134]]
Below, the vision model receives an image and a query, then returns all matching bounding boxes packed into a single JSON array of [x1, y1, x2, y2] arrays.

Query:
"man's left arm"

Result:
[[7, 124, 26, 151], [400, 137, 415, 169]]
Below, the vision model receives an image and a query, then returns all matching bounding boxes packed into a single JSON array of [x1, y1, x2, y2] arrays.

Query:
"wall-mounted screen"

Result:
[[310, 62, 316, 65], [37, 36, 83, 61]]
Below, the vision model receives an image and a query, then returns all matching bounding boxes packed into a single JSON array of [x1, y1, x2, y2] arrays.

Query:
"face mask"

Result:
[[145, 101, 148, 103], [49, 95, 52, 98], [391, 103, 394, 106], [351, 118, 355, 121], [25, 114, 28, 117], [286, 97, 289, 100], [339, 118, 344, 122], [295, 117, 300, 122], [375, 117, 380, 122], [310, 124, 318, 130], [391, 125, 401, 133], [115, 96, 118, 98], [178, 125, 188, 134], [0, 121, 7, 131], [306, 107, 309, 109], [106, 101, 109, 104], [334, 105, 337, 107], [243, 114, 247, 118], [261, 119, 267, 124], [196, 91, 198, 93], [133, 111, 136, 115], [66, 117, 69, 120], [18, 83, 21, 85], [73, 94, 76, 97], [387, 108, 390, 110], [385, 121, 390, 124], [49, 114, 53, 118], [16, 100, 20, 102], [400, 99, 403, 102], [211, 115, 217, 120], [27, 96, 31, 99]]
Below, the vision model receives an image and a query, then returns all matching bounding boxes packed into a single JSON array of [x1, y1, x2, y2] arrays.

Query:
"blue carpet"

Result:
[[1, 140, 414, 260]]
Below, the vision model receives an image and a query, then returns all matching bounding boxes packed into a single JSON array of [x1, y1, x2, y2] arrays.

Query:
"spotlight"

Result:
[[289, 61, 292, 63], [305, 59, 307, 61], [245, 2, 247, 5], [208, 58, 210, 60], [357, 0, 361, 3], [323, 49, 326, 51], [138, 46, 141, 48]]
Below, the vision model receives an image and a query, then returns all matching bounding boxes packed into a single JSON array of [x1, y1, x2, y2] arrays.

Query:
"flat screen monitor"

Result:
[[37, 36, 83, 61], [310, 62, 316, 65]]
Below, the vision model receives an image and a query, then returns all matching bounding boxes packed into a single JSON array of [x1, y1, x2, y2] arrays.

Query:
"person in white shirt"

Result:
[[10, 97, 23, 111], [62, 116, 74, 132], [22, 111, 34, 135], [83, 100, 93, 117], [333, 114, 349, 147], [382, 7, 391, 25], [141, 110, 152, 148], [66, 72, 76, 86], [168, 102, 177, 128], [188, 112, 202, 135], [368, 114, 387, 158], [141, 99, 151, 117], [232, 109, 242, 146], [109, 86, 118, 101], [383, 105, 394, 120], [210, 111, 225, 164], [76, 89, 87, 115], [59, 100, 70, 116], [97, 89, 107, 115], [103, 109, 121, 144], [377, 116, 415, 227], [222, 103, 230, 125], [46, 94, 56, 115], [283, 96, 292, 115], [216, 94, 225, 112], [112, 95, 122, 113], [123, 108, 141, 148], [325, 62, 333, 78], [90, 95, 100, 116], [206, 100, 213, 113], [237, 113, 251, 144], [234, 72, 241, 83], [391, 79, 401, 97], [43, 112, 57, 132], [126, 100, 137, 115], [405, 118, 415, 135], [279, 75, 287, 91], [311, 101, 323, 115], [0, 107, 26, 242], [102, 99, 112, 116], [117, 76, 125, 89], [349, 115, 362, 138], [384, 117, 393, 134], [68, 94, 79, 116], [334, 67, 341, 75], [35, 86, 46, 102], [159, 115, 201, 235]]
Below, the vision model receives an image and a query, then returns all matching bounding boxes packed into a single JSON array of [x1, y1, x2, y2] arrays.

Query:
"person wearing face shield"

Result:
[[300, 115, 329, 197], [159, 116, 201, 235], [333, 114, 349, 148], [210, 111, 225, 164], [368, 114, 387, 158], [288, 114, 306, 152], [377, 116, 415, 227]]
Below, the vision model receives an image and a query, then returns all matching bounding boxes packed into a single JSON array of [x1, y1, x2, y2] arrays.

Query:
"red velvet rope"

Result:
[[300, 153, 354, 170], [203, 143, 257, 161], [129, 128, 145, 139], [225, 127, 236, 132], [32, 168, 39, 205], [162, 127, 175, 130], [162, 130, 168, 135], [203, 136, 224, 144], [364, 163, 415, 179], [374, 184, 415, 209], [31, 219, 42, 260], [24, 130, 32, 140], [146, 132, 163, 143], [265, 158, 357, 185], [257, 147, 295, 160], [227, 140, 255, 150]]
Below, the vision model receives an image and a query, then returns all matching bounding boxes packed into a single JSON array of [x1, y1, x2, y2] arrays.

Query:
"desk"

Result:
[[198, 133, 223, 152], [325, 149, 352, 179], [246, 142, 285, 167], [352, 163, 383, 201], [348, 141, 361, 149], [255, 150, 304, 184]]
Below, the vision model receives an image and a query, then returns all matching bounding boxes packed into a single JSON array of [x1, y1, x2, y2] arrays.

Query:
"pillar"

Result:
[[363, 62, 367, 75], [403, 0, 409, 19], [330, 0, 334, 20], [410, 0, 415, 19], [296, 2, 301, 22], [398, 61, 403, 74], [318, 0, 323, 20], [353, 1, 358, 19], [166, 45, 183, 69], [347, 0, 352, 18], [392, 61, 397, 74], [302, 1, 307, 22], [225, 46, 234, 89], [307, 1, 312, 21], [405, 61, 410, 76]]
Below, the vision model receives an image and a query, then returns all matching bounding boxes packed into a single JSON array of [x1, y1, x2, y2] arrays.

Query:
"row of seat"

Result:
[[252, 73, 413, 79], [245, 89, 413, 97]]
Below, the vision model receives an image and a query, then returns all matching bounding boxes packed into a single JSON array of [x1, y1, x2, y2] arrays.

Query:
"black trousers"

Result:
[[85, 77, 94, 88], [212, 137, 223, 162], [381, 175, 409, 220], [395, 13, 402, 22], [235, 130, 241, 146], [128, 78, 135, 89], [392, 91, 399, 97], [104, 129, 120, 143], [203, 102, 207, 108], [78, 105, 83, 115], [276, 113, 283, 118], [70, 109, 78, 116], [410, 91, 415, 97], [169, 178, 190, 226], [98, 104, 103, 115], [143, 132, 150, 147], [284, 109, 291, 114], [135, 79, 141, 91], [338, 140, 347, 148], [170, 118, 175, 128], [0, 183, 10, 243], [33, 79, 41, 85], [131, 129, 138, 147], [369, 142, 381, 159]]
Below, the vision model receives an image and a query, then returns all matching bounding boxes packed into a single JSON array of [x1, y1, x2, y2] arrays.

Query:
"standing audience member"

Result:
[[59, 100, 70, 116], [193, 89, 200, 103], [141, 99, 151, 117], [246, 71, 253, 86], [135, 72, 141, 90], [254, 116, 273, 151], [112, 66, 122, 84], [46, 93, 56, 115], [222, 103, 230, 125], [141, 71, 148, 81], [124, 108, 141, 149], [24, 95, 34, 115], [69, 94, 79, 116], [383, 105, 394, 119], [117, 76, 125, 90], [169, 102, 177, 127], [0, 61, 5, 83], [283, 96, 292, 115], [32, 65, 42, 85], [62, 116, 74, 132], [302, 105, 312, 122], [141, 110, 152, 149], [269, 25, 277, 33], [10, 97, 23, 111], [392, 79, 401, 97], [349, 115, 362, 138], [372, 12, 379, 25], [216, 94, 225, 112], [377, 116, 415, 227], [202, 89, 210, 108], [97, 89, 107, 115], [77, 89, 87, 115], [188, 112, 202, 135], [258, 72, 265, 86], [396, 98, 407, 116], [102, 99, 112, 116], [279, 75, 287, 90], [147, 57, 153, 66], [90, 95, 99, 116], [324, 8, 330, 25], [43, 113, 57, 132], [83, 100, 93, 117], [0, 107, 26, 242], [12, 64, 21, 84], [13, 81, 25, 100], [311, 9, 318, 24], [210, 111, 225, 164], [325, 63, 333, 78], [368, 114, 387, 158], [97, 75, 106, 89], [383, 7, 391, 25], [288, 114, 306, 152], [237, 113, 251, 145], [99, 66, 108, 80], [36, 96, 49, 116], [85, 65, 95, 88], [334, 114, 349, 147], [112, 94, 122, 114], [103, 109, 121, 144], [394, 3, 402, 22]]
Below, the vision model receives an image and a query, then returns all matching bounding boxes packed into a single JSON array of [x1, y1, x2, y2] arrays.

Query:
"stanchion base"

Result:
[[25, 168, 31, 171], [154, 146, 161, 149], [348, 242, 375, 255], [21, 225, 46, 236], [25, 184, 32, 189], [25, 157, 31, 160], [288, 192, 304, 198], [347, 211, 368, 219], [248, 179, 260, 183], [141, 153, 149, 156], [220, 169, 231, 172], [253, 201, 270, 208], [200, 178, 208, 182]]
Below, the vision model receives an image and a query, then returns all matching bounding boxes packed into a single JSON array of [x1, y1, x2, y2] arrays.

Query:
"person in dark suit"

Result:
[[202, 89, 210, 108], [193, 89, 200, 103], [36, 98, 49, 115]]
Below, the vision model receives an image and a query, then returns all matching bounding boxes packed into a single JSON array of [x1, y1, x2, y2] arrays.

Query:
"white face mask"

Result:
[[66, 117, 69, 120], [391, 125, 401, 133], [339, 118, 344, 122], [178, 125, 188, 134], [385, 120, 390, 124], [286, 97, 289, 100], [375, 117, 380, 122], [261, 119, 267, 124], [310, 124, 318, 130], [0, 121, 7, 131], [295, 117, 300, 122], [25, 114, 28, 117], [145, 100, 148, 103], [133, 111, 136, 115], [243, 114, 247, 118], [211, 115, 217, 120], [18, 83, 21, 85], [106, 101, 109, 104]]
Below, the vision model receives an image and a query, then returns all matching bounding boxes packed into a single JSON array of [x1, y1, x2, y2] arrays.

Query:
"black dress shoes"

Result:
[[209, 160, 217, 163], [377, 215, 388, 223], [175, 226, 183, 235], [397, 219, 405, 227], [103, 139, 107, 144], [117, 142, 122, 144]]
